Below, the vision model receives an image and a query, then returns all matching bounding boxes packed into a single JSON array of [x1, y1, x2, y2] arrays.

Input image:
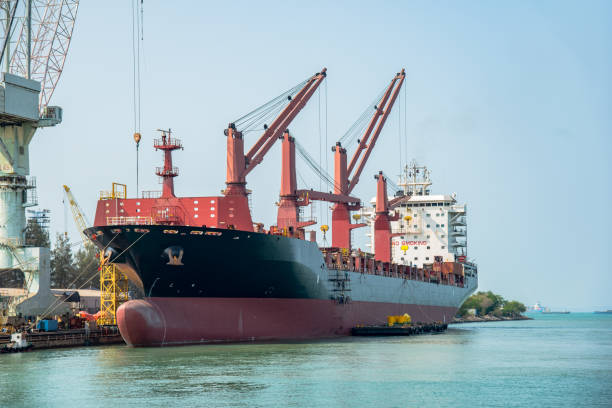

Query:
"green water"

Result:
[[1, 313, 611, 407]]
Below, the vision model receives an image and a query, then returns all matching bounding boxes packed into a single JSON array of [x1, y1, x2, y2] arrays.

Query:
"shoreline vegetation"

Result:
[[453, 291, 529, 323], [452, 314, 532, 324]]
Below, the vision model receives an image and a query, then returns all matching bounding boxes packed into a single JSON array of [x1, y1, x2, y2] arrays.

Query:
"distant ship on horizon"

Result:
[[528, 302, 570, 314], [528, 301, 546, 312], [594, 310, 612, 314]]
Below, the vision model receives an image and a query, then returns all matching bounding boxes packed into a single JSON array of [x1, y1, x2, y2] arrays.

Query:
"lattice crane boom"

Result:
[[62, 184, 91, 247], [3, 0, 80, 114], [346, 69, 405, 194]]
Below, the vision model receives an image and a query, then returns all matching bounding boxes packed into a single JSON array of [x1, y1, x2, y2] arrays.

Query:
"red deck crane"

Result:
[[373, 171, 402, 262], [331, 69, 405, 249], [224, 69, 327, 231], [274, 69, 405, 245]]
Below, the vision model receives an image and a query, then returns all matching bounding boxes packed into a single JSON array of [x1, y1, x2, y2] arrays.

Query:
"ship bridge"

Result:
[[360, 161, 469, 269]]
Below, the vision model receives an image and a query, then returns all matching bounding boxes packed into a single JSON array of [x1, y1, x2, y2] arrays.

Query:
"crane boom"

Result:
[[243, 70, 327, 177], [245, 74, 320, 163], [63, 185, 91, 247], [347, 69, 405, 194], [329, 69, 405, 250]]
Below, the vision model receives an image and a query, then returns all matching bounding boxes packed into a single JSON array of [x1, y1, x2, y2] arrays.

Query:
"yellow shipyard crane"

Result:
[[62, 185, 128, 326], [63, 185, 91, 247]]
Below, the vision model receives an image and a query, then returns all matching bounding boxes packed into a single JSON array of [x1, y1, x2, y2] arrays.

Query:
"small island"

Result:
[[453, 291, 530, 323]]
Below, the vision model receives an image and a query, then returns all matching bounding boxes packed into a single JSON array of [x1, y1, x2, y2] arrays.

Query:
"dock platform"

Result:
[[351, 322, 448, 336], [0, 328, 124, 351]]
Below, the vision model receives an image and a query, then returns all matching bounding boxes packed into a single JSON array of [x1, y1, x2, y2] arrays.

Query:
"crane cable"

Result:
[[132, 0, 143, 134], [0, 0, 19, 68], [398, 81, 402, 175], [25, 231, 150, 331], [233, 78, 309, 132], [24, 233, 120, 324], [295, 139, 339, 191], [318, 86, 322, 228], [382, 171, 400, 195], [324, 80, 329, 225], [404, 78, 408, 175], [337, 86, 387, 149]]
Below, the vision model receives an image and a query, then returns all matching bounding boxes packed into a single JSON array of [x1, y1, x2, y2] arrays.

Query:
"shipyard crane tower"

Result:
[[63, 184, 128, 326], [0, 0, 79, 317]]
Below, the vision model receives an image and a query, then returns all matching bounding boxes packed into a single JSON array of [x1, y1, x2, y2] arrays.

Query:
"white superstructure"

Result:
[[361, 161, 471, 269]]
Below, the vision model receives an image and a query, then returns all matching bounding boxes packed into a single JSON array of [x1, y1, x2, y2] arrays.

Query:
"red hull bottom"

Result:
[[117, 298, 457, 347]]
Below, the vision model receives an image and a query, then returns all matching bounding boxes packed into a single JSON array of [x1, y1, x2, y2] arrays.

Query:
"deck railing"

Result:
[[321, 248, 468, 288]]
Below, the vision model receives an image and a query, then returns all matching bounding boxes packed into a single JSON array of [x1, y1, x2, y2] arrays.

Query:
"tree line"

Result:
[[458, 291, 527, 318]]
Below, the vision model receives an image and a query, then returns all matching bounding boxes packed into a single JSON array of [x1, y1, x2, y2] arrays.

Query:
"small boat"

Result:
[[1, 332, 33, 353], [594, 310, 612, 314]]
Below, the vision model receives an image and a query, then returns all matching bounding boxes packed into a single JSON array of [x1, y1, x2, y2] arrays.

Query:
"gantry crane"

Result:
[[63, 185, 127, 326]]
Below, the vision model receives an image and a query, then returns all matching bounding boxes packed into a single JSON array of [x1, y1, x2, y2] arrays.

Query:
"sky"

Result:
[[27, 1, 611, 311]]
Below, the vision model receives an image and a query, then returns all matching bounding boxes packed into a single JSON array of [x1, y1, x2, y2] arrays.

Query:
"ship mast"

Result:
[[154, 129, 182, 198], [398, 160, 431, 196]]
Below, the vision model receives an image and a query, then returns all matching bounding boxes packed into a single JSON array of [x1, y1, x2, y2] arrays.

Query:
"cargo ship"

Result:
[[86, 68, 478, 346]]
